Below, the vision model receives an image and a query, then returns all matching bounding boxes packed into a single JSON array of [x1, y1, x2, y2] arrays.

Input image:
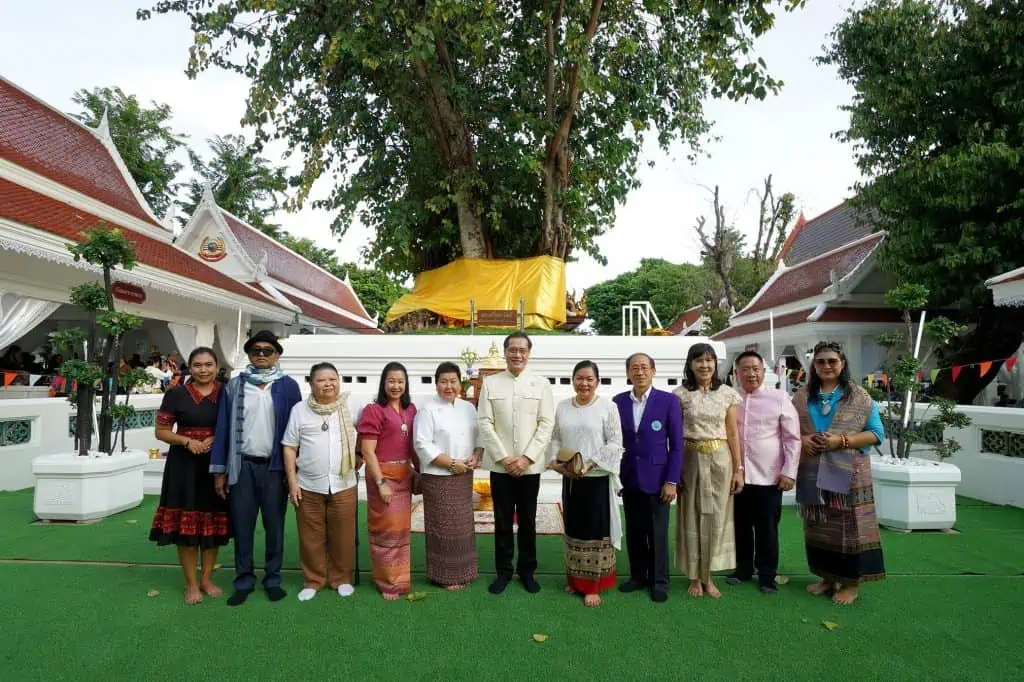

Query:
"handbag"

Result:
[[557, 449, 585, 477], [410, 468, 423, 495]]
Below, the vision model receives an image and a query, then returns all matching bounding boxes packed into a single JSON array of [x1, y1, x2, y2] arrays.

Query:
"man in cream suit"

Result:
[[477, 331, 555, 594]]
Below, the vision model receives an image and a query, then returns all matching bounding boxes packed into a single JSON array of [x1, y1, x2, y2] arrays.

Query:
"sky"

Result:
[[0, 0, 863, 292]]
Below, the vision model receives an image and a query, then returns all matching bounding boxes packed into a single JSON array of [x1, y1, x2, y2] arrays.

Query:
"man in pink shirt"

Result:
[[726, 351, 801, 594]]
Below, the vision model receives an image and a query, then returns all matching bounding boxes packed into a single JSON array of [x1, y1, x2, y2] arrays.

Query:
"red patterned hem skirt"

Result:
[[149, 447, 230, 548]]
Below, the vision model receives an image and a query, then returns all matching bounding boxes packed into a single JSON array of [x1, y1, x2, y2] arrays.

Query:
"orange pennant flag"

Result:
[[952, 366, 962, 382], [1, 372, 15, 387], [978, 361, 993, 376]]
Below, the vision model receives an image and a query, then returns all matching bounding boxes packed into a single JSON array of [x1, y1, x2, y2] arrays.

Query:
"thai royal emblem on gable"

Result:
[[199, 236, 227, 262]]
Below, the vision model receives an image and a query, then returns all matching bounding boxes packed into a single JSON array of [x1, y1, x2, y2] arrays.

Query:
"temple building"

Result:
[[0, 76, 378, 382], [175, 189, 380, 336], [711, 202, 902, 380]]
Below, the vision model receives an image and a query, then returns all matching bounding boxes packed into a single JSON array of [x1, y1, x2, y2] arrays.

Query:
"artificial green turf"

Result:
[[1, 492, 1023, 681], [1, 491, 1021, 577], [0, 563, 1021, 681]]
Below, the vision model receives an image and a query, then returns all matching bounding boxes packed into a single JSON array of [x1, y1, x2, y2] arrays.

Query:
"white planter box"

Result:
[[871, 455, 962, 531], [143, 458, 166, 496], [32, 450, 148, 521]]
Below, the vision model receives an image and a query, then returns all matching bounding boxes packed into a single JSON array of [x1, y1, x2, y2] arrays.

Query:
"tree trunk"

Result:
[[75, 384, 94, 457], [540, 0, 600, 260], [930, 303, 1024, 404], [412, 54, 490, 260]]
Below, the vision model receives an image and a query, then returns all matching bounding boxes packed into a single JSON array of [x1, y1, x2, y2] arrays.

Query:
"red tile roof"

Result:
[[0, 79, 161, 228], [666, 304, 705, 334], [0, 179, 286, 308], [220, 211, 374, 324], [711, 306, 903, 341], [712, 309, 815, 340], [736, 233, 884, 317], [277, 290, 381, 333]]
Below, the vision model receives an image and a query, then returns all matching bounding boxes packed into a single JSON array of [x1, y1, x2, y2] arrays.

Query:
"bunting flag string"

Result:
[[939, 355, 1018, 383], [861, 354, 1019, 385]]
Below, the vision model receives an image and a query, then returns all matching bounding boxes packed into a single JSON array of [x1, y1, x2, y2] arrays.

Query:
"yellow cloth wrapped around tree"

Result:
[[385, 256, 567, 330]]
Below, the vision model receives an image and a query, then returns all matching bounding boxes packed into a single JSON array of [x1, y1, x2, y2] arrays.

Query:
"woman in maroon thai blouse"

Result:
[[358, 362, 419, 599], [149, 347, 230, 604]]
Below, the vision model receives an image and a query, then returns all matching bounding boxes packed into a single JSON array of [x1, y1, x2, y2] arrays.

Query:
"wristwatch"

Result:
[[376, 478, 386, 487]]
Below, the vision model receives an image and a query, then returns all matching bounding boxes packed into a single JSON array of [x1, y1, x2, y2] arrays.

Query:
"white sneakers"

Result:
[[298, 584, 356, 601]]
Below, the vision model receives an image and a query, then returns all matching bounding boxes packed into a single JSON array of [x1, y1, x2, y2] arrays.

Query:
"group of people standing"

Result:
[[148, 329, 887, 608]]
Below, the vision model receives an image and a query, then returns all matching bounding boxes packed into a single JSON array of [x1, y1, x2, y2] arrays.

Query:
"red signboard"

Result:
[[112, 282, 146, 304]]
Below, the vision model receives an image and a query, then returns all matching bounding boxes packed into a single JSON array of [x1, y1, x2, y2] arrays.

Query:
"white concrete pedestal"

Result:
[[143, 458, 166, 496], [32, 450, 148, 521], [872, 456, 962, 531]]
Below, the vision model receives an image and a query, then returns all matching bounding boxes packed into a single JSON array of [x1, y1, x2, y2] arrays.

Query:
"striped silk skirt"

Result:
[[802, 453, 885, 584], [421, 473, 478, 586], [366, 461, 412, 596]]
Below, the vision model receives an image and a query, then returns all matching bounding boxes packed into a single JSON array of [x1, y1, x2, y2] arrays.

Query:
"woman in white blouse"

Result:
[[549, 360, 624, 607], [282, 362, 362, 602], [413, 361, 483, 590]]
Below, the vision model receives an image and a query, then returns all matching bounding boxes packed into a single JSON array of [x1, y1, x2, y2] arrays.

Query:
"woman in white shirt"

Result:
[[413, 361, 483, 591], [549, 360, 624, 607], [282, 362, 362, 602]]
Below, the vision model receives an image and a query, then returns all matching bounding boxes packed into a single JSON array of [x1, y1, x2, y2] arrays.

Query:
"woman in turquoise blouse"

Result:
[[792, 341, 886, 606]]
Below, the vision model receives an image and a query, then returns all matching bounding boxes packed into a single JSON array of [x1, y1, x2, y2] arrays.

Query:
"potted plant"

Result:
[[32, 224, 155, 521], [869, 284, 970, 531]]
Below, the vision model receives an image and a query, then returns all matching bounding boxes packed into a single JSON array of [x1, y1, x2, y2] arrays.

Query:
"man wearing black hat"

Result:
[[211, 330, 302, 606]]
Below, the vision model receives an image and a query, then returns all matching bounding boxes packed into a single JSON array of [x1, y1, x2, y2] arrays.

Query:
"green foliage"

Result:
[[142, 0, 806, 278], [108, 404, 137, 423], [873, 286, 970, 460], [119, 368, 155, 393], [54, 358, 104, 388], [97, 311, 144, 339], [179, 134, 289, 235], [69, 283, 108, 313], [67, 225, 137, 272], [53, 225, 140, 456], [586, 259, 714, 336], [70, 86, 187, 217], [821, 0, 1024, 314], [277, 235, 407, 320]]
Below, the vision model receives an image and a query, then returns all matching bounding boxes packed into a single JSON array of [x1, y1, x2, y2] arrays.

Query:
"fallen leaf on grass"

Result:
[[125, 519, 138, 524], [775, 575, 790, 585], [213, 563, 222, 570], [800, 618, 809, 624], [822, 620, 839, 631], [146, 590, 160, 598], [406, 592, 427, 602], [532, 634, 549, 643]]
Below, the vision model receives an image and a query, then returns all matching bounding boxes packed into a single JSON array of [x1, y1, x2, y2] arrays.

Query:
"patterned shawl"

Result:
[[792, 384, 873, 519], [306, 392, 358, 475]]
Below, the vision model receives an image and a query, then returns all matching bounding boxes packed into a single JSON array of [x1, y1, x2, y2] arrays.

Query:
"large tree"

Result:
[[821, 0, 1024, 402], [180, 133, 289, 236], [141, 0, 804, 278], [71, 86, 187, 217]]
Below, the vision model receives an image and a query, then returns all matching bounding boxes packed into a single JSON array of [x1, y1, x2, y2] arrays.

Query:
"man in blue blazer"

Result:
[[613, 352, 683, 602]]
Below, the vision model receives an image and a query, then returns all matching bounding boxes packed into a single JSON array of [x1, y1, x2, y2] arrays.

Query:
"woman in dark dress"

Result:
[[149, 347, 230, 604]]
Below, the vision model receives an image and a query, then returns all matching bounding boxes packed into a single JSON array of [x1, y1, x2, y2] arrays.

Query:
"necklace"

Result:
[[321, 417, 329, 432], [819, 391, 835, 416], [392, 404, 408, 437]]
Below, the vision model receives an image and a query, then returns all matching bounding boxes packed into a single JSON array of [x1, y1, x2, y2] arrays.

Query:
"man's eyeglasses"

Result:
[[249, 347, 277, 357], [505, 348, 529, 356]]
